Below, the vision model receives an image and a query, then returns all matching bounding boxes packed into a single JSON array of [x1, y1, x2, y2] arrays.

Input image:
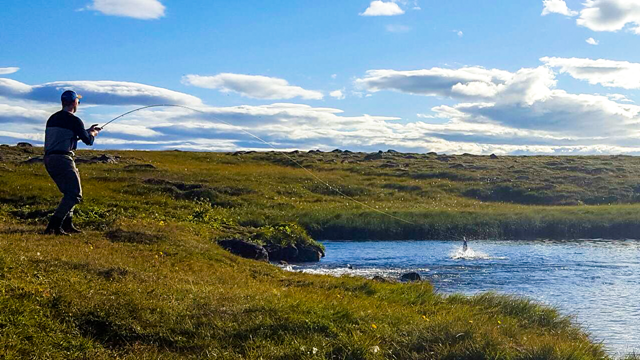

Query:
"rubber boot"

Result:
[[62, 215, 82, 234], [44, 216, 69, 236]]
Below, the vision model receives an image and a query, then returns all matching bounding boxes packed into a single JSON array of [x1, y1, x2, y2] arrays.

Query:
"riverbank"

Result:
[[293, 239, 640, 354], [1, 145, 636, 358]]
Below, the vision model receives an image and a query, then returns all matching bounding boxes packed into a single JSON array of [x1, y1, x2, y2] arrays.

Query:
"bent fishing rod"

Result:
[[99, 104, 415, 225]]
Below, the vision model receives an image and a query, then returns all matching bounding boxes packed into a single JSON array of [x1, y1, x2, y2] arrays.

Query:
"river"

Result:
[[288, 239, 640, 356]]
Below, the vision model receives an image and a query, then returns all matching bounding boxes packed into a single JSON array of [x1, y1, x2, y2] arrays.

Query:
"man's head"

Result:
[[61, 90, 82, 113]]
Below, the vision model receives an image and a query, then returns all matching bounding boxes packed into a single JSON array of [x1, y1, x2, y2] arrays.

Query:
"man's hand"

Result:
[[89, 124, 102, 137]]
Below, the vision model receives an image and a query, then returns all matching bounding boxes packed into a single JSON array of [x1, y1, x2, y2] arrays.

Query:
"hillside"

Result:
[[1, 145, 638, 358], [4, 145, 640, 241]]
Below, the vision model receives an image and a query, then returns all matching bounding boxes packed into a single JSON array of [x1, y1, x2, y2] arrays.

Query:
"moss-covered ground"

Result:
[[1, 145, 639, 358]]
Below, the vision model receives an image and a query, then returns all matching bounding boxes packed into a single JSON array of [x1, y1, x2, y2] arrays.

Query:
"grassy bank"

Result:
[[1, 145, 639, 358], [0, 220, 613, 359]]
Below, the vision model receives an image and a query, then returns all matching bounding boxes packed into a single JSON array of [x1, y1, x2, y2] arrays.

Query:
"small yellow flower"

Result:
[[468, 320, 473, 323], [422, 315, 429, 321], [159, 221, 165, 226], [371, 324, 377, 329], [497, 320, 502, 325]]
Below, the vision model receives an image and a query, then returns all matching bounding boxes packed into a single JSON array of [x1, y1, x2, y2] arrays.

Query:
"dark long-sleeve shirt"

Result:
[[44, 110, 94, 156]]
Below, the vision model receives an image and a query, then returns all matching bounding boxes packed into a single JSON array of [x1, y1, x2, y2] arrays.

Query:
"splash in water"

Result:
[[451, 241, 506, 260]]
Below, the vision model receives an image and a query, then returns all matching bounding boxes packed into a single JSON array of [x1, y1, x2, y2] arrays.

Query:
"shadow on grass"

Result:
[[105, 228, 166, 245]]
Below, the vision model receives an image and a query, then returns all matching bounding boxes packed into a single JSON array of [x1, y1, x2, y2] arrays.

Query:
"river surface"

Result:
[[288, 240, 640, 356]]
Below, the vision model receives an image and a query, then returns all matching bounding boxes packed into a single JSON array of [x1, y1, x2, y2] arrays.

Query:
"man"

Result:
[[43, 90, 101, 235]]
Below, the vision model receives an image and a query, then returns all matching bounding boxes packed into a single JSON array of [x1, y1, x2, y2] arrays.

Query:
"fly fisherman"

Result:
[[43, 90, 101, 235]]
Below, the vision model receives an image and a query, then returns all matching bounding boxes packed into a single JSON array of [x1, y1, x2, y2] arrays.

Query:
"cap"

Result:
[[61, 90, 82, 103]]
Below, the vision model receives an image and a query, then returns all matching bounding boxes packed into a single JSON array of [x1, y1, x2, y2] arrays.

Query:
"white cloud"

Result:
[[360, 1, 405, 16], [182, 73, 323, 100], [0, 79, 202, 105], [347, 62, 640, 153], [88, 0, 165, 20], [0, 104, 49, 124], [541, 57, 640, 89], [455, 30, 464, 37], [541, 0, 578, 16], [586, 37, 599, 45], [607, 93, 634, 103], [3, 91, 640, 155], [331, 74, 338, 79], [0, 67, 20, 75], [0, 78, 33, 97], [3, 63, 640, 155], [355, 67, 513, 100], [577, 0, 640, 33], [423, 64, 640, 141], [330, 90, 346, 100], [386, 24, 411, 33], [416, 113, 436, 119], [451, 82, 498, 98], [437, 90, 640, 136]]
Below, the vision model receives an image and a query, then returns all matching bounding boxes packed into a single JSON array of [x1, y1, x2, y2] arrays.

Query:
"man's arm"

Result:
[[70, 116, 96, 146]]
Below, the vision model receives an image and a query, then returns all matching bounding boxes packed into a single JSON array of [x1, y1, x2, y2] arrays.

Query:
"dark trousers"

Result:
[[44, 155, 83, 219]]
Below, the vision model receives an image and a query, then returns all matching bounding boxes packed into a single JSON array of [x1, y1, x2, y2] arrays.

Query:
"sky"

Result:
[[2, 0, 640, 155]]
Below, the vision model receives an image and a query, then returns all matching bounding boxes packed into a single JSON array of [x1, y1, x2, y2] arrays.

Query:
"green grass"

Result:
[[1, 145, 638, 358], [0, 221, 610, 359], [5, 146, 640, 240]]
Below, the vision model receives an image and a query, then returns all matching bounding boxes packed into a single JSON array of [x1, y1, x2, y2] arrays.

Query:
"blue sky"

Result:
[[2, 0, 640, 154]]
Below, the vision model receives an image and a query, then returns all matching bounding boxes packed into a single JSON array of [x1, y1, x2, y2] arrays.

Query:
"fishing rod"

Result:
[[100, 104, 415, 225]]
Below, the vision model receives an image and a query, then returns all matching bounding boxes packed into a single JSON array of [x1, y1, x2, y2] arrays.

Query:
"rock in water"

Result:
[[218, 239, 268, 262], [296, 245, 323, 262], [265, 244, 299, 262], [400, 272, 421, 282]]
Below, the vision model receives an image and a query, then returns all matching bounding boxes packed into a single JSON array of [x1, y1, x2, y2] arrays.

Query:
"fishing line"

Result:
[[101, 104, 414, 225]]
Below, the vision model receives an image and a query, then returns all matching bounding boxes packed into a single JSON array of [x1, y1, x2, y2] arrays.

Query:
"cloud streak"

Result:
[[0, 67, 20, 75], [0, 104, 50, 124], [88, 0, 165, 20], [0, 79, 202, 106], [542, 57, 640, 89], [182, 73, 323, 100], [355, 67, 513, 100]]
